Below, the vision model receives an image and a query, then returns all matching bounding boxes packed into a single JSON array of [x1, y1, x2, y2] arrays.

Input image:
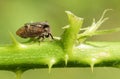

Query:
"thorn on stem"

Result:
[[15, 70, 23, 79], [65, 54, 69, 66], [9, 32, 20, 45], [90, 64, 94, 72], [48, 58, 56, 73]]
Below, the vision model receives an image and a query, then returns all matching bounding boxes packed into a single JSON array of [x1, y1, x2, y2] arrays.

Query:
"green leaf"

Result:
[[77, 9, 112, 43], [77, 28, 120, 40], [61, 11, 83, 56]]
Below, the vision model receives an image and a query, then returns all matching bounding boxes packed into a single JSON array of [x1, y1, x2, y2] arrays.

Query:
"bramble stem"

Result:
[[0, 41, 120, 72]]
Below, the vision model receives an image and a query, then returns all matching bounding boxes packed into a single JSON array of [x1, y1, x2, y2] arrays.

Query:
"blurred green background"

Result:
[[0, 0, 120, 79]]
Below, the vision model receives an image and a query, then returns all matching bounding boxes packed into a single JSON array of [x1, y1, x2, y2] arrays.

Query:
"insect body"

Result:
[[16, 22, 53, 41]]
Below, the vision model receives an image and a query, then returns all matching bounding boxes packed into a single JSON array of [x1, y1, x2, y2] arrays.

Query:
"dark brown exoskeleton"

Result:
[[16, 22, 53, 42]]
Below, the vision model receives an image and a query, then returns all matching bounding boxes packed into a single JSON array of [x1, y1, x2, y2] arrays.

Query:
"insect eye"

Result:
[[43, 24, 49, 28]]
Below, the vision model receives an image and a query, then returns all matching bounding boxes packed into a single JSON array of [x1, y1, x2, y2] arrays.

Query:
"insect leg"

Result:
[[36, 35, 44, 45], [40, 35, 45, 41], [37, 34, 45, 42], [49, 33, 54, 39]]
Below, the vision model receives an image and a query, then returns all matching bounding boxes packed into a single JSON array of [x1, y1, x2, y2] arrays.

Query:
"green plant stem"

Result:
[[0, 41, 120, 72]]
